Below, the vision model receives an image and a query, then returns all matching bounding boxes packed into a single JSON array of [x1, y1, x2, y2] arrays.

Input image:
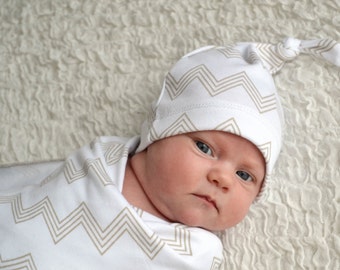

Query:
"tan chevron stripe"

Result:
[[230, 71, 277, 113], [100, 142, 128, 166], [40, 166, 63, 187], [256, 43, 286, 73], [64, 158, 112, 185], [167, 64, 235, 99], [149, 125, 160, 142], [214, 118, 241, 135], [0, 253, 37, 270], [210, 256, 223, 270], [0, 195, 193, 259], [159, 113, 198, 139], [162, 224, 192, 255], [256, 43, 286, 67], [131, 206, 144, 217], [257, 142, 272, 163], [165, 65, 202, 99], [258, 39, 338, 73], [305, 39, 337, 55], [165, 65, 276, 113], [132, 208, 193, 256], [216, 45, 242, 59], [108, 208, 164, 258]]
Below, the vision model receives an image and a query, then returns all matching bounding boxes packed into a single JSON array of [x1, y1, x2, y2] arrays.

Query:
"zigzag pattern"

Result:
[[0, 253, 37, 270], [0, 194, 192, 259], [149, 125, 161, 143], [216, 45, 242, 59], [100, 141, 128, 166], [214, 118, 241, 135], [64, 158, 112, 186], [210, 256, 223, 270], [303, 38, 337, 55], [162, 224, 192, 255], [256, 39, 338, 74], [151, 113, 198, 141], [257, 142, 272, 163], [255, 43, 286, 74], [165, 65, 277, 113], [150, 115, 243, 142]]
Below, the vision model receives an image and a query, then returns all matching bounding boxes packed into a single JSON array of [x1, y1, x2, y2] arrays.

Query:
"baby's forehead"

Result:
[[159, 130, 265, 158]]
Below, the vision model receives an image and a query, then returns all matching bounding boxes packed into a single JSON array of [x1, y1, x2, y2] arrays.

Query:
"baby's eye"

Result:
[[236, 171, 253, 182], [195, 141, 213, 156]]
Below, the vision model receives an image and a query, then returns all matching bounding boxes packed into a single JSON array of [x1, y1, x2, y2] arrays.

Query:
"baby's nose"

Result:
[[207, 166, 234, 191]]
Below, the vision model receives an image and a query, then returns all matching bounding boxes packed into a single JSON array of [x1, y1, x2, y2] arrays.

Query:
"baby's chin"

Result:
[[176, 215, 233, 232], [180, 214, 246, 231], [163, 205, 246, 231]]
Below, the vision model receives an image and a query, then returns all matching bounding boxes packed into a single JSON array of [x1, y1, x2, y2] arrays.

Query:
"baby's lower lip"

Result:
[[194, 195, 217, 209]]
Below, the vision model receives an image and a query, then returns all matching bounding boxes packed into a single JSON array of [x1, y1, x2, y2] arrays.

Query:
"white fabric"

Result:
[[0, 136, 223, 269], [137, 38, 340, 201], [0, 1, 339, 269], [137, 43, 284, 177]]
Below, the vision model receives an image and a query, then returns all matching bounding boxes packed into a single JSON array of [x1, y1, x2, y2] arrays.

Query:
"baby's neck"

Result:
[[122, 152, 170, 221]]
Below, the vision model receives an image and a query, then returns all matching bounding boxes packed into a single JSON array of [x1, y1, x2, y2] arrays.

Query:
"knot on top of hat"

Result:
[[281, 37, 340, 65], [252, 37, 340, 74], [276, 37, 301, 60]]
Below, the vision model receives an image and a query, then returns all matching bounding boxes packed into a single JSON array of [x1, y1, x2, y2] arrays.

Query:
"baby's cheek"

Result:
[[221, 205, 251, 229]]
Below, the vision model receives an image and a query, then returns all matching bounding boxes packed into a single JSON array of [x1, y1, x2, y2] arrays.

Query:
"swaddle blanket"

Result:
[[0, 136, 223, 269], [1, 1, 339, 269]]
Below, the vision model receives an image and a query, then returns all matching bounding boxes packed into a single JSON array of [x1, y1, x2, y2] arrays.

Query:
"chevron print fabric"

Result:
[[138, 38, 340, 201], [1, 37, 338, 269], [0, 194, 196, 258], [257, 38, 340, 73], [137, 40, 295, 201], [102, 142, 129, 166], [0, 254, 37, 270], [210, 257, 224, 270], [254, 43, 287, 74], [64, 158, 113, 186], [304, 39, 337, 55], [0, 136, 223, 269], [216, 46, 242, 59], [165, 65, 277, 113], [158, 113, 198, 138], [214, 118, 241, 136], [137, 43, 286, 186], [257, 142, 272, 164]]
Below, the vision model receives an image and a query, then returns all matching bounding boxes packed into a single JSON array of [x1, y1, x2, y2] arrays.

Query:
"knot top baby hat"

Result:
[[137, 37, 340, 200]]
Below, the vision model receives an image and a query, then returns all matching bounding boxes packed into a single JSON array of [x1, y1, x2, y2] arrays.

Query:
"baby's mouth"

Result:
[[194, 194, 218, 210]]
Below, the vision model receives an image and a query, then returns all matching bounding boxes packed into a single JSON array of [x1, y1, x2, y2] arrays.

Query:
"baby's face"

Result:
[[142, 130, 265, 231]]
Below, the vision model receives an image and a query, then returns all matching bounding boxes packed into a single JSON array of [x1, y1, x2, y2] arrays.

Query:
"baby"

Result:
[[0, 37, 339, 269], [124, 130, 265, 231]]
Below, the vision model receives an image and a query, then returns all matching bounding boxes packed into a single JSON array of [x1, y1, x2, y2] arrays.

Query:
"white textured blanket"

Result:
[[0, 0, 339, 269]]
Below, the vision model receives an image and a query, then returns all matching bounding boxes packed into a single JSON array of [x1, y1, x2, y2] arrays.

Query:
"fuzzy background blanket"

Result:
[[0, 0, 339, 269]]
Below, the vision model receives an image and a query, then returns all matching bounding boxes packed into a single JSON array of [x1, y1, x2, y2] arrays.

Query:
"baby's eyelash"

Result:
[[195, 141, 213, 156], [236, 171, 254, 182]]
